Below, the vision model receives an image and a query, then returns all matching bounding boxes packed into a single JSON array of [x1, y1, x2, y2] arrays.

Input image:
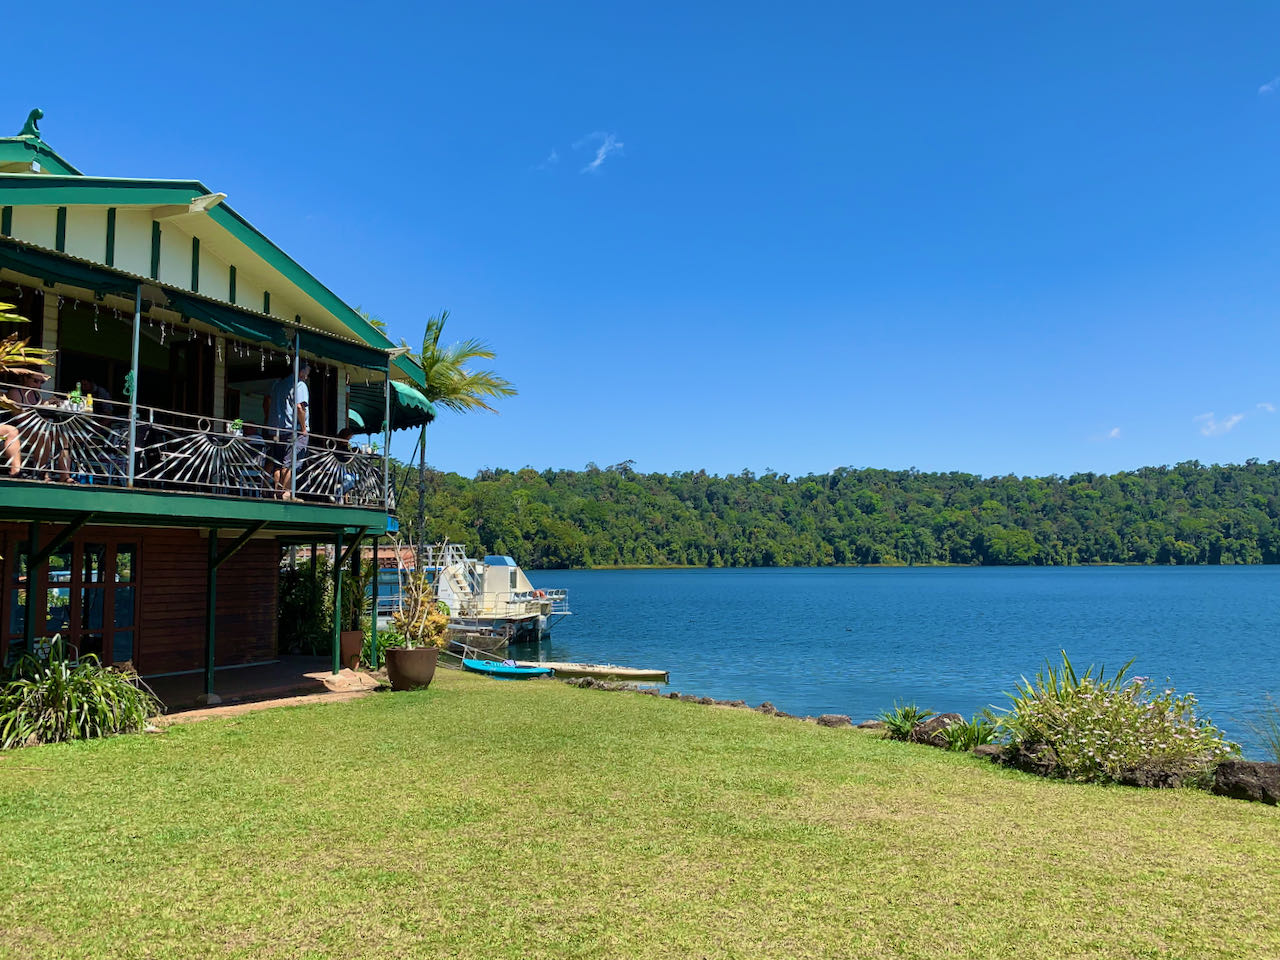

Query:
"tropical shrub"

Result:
[[0, 647, 162, 748], [877, 702, 933, 741], [278, 558, 332, 655], [940, 713, 1000, 752], [998, 651, 1236, 784], [1248, 696, 1280, 764]]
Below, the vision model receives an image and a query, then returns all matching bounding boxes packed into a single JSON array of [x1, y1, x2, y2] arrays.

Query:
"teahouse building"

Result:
[[0, 109, 433, 700]]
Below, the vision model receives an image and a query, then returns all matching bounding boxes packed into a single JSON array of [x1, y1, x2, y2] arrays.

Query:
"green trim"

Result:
[[54, 207, 66, 252], [1, 206, 10, 237], [0, 174, 422, 384], [191, 236, 200, 293], [0, 481, 390, 533], [105, 208, 116, 267], [150, 221, 160, 280], [0, 139, 82, 176], [228, 265, 236, 304], [263, 290, 270, 314], [0, 176, 204, 207]]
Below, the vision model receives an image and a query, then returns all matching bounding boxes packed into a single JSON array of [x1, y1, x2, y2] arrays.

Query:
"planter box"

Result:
[[339, 630, 364, 671], [385, 647, 439, 691]]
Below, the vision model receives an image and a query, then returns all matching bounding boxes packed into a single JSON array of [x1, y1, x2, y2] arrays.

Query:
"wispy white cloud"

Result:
[[1106, 427, 1121, 440], [1261, 77, 1280, 95], [575, 131, 624, 173], [1194, 412, 1245, 436], [537, 148, 559, 170], [1259, 401, 1276, 413]]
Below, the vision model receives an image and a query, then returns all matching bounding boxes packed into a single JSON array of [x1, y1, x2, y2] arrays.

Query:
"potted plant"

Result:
[[66, 387, 85, 411], [229, 417, 244, 437], [383, 546, 451, 690], [338, 563, 373, 671]]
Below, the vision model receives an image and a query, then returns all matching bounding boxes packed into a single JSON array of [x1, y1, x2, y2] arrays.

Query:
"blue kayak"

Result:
[[462, 658, 554, 679]]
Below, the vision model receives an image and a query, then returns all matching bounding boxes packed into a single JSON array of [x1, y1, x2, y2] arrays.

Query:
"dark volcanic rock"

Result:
[[856, 720, 886, 730], [972, 744, 1005, 761], [757, 702, 778, 715], [817, 714, 853, 728], [908, 713, 965, 748], [1115, 767, 1194, 790], [728, 700, 747, 708], [998, 742, 1058, 777], [697, 696, 715, 705], [637, 688, 659, 696], [679, 694, 700, 703], [666, 692, 681, 700], [1213, 760, 1280, 805]]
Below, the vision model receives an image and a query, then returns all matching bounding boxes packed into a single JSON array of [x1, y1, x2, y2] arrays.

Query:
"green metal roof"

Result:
[[0, 109, 427, 389]]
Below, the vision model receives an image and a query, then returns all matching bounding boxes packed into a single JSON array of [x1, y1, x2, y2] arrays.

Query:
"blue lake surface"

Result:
[[517, 566, 1280, 758]]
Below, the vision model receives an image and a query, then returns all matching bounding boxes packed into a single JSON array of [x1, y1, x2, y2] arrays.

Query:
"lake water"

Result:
[[515, 566, 1280, 758]]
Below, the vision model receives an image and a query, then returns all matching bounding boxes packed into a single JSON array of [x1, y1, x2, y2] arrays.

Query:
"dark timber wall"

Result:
[[0, 523, 279, 675]]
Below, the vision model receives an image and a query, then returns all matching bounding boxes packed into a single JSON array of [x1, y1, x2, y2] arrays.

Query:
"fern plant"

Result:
[[877, 702, 934, 741]]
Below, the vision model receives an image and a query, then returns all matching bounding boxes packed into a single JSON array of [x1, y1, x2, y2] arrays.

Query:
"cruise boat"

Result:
[[371, 544, 570, 651]]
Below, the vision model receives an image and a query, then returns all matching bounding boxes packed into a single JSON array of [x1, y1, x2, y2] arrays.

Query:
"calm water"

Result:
[[515, 566, 1280, 758]]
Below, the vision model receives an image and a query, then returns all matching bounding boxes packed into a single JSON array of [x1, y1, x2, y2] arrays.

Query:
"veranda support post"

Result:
[[369, 535, 380, 669], [332, 531, 343, 675], [205, 528, 218, 700], [290, 336, 300, 500], [126, 284, 141, 486], [382, 361, 392, 509]]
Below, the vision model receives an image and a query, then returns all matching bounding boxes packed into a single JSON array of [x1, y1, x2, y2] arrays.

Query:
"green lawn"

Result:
[[1, 670, 1277, 959]]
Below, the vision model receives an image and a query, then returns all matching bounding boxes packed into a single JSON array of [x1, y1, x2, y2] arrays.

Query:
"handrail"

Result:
[[0, 384, 391, 509]]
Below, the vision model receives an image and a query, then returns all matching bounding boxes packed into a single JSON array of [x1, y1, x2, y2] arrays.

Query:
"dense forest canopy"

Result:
[[389, 459, 1280, 569]]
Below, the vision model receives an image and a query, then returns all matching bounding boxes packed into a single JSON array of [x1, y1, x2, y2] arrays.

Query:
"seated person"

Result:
[[0, 422, 19, 477], [78, 377, 114, 418], [8, 371, 68, 482], [333, 427, 360, 503]]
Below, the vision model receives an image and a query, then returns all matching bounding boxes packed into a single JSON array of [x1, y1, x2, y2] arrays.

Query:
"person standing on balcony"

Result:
[[268, 360, 310, 499]]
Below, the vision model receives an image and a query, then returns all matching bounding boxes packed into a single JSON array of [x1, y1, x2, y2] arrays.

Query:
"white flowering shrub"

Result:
[[1000, 652, 1237, 784]]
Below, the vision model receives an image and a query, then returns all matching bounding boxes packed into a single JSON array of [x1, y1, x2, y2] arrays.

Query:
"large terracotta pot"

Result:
[[385, 647, 439, 691], [339, 630, 364, 671]]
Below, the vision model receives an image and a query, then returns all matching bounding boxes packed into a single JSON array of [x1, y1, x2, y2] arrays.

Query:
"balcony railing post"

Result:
[[126, 284, 141, 486], [290, 336, 300, 500], [382, 360, 392, 510]]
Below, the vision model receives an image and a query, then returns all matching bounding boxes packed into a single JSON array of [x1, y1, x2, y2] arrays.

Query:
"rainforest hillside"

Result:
[[390, 460, 1280, 569]]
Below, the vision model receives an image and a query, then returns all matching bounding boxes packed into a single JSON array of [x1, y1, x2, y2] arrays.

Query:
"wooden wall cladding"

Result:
[[0, 522, 279, 675]]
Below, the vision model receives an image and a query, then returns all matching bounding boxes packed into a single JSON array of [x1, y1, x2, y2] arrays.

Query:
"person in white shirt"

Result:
[[266, 361, 310, 499]]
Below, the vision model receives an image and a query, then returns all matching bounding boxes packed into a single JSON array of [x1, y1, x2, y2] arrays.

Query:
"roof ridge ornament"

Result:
[[18, 108, 43, 139]]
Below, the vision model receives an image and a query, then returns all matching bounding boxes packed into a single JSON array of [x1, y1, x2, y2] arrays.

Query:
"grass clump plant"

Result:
[[1247, 695, 1280, 763], [940, 712, 1000, 751], [0, 642, 161, 749], [998, 651, 1236, 784], [877, 702, 933, 740]]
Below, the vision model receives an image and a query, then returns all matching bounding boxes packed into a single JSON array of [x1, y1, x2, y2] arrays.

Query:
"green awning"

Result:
[[347, 407, 365, 428], [348, 380, 436, 434], [0, 239, 134, 297], [296, 329, 388, 371], [164, 289, 290, 348]]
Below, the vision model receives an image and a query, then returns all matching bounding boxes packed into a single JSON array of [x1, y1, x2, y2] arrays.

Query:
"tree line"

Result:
[[390, 459, 1280, 569]]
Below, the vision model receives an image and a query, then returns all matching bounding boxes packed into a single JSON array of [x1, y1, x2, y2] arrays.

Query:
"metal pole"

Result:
[[332, 530, 343, 675], [206, 528, 218, 698], [382, 361, 392, 510], [23, 521, 39, 651], [290, 336, 300, 500], [369, 534, 380, 669], [126, 284, 142, 486], [417, 423, 427, 557]]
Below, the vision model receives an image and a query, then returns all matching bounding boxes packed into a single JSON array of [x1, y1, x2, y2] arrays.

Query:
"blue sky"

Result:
[[11, 3, 1280, 478]]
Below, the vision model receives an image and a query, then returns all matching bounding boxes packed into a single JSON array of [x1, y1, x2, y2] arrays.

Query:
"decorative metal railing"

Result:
[[0, 386, 391, 509]]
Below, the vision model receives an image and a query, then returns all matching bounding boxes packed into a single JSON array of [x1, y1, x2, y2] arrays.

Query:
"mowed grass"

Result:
[[0, 671, 1277, 960]]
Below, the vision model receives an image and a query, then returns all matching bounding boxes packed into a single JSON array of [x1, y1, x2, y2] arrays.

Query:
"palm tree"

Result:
[[1, 301, 53, 412], [414, 310, 516, 414], [411, 310, 516, 549]]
